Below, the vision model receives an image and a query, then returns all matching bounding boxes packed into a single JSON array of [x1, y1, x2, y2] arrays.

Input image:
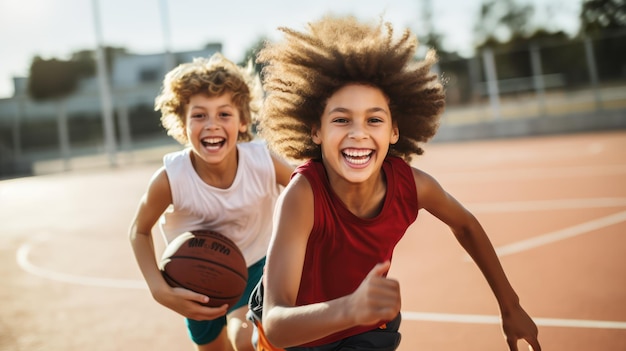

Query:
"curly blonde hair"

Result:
[[257, 15, 445, 162], [155, 53, 263, 145]]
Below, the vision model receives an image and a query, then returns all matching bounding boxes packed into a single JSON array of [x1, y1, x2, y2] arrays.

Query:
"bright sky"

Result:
[[0, 0, 582, 99]]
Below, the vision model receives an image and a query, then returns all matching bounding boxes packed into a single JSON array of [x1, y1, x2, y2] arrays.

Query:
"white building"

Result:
[[0, 44, 222, 122], [0, 44, 222, 177]]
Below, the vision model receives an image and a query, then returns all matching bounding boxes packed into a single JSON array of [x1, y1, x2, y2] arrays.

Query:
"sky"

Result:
[[0, 0, 582, 99]]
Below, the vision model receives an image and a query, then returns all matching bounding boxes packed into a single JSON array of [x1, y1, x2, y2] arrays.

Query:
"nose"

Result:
[[348, 122, 368, 140], [203, 115, 220, 130]]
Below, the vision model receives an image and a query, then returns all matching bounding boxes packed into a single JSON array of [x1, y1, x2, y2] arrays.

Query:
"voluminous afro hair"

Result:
[[155, 53, 263, 145], [257, 15, 445, 162]]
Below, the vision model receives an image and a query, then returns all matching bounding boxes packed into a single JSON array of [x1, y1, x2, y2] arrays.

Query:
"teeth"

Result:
[[343, 149, 371, 157], [202, 137, 224, 144], [346, 156, 369, 165], [343, 149, 372, 165]]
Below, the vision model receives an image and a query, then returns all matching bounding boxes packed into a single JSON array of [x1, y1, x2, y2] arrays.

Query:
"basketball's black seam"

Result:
[[164, 255, 248, 281]]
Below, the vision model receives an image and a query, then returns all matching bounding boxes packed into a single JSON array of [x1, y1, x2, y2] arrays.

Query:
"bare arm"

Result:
[[262, 174, 400, 348], [128, 167, 228, 320], [413, 168, 541, 351]]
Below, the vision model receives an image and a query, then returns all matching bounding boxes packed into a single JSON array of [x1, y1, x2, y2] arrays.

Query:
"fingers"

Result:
[[527, 337, 541, 351], [352, 261, 400, 325], [506, 337, 518, 351], [367, 260, 391, 278], [174, 286, 209, 304], [506, 337, 541, 351]]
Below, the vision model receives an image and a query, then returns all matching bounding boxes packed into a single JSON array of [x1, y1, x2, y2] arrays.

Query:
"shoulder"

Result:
[[163, 148, 188, 163], [279, 173, 313, 209], [410, 166, 440, 193], [145, 166, 172, 203], [238, 140, 269, 155], [238, 141, 275, 168], [162, 148, 190, 175], [273, 173, 315, 236]]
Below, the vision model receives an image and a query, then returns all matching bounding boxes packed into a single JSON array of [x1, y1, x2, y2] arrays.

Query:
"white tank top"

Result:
[[159, 141, 280, 266]]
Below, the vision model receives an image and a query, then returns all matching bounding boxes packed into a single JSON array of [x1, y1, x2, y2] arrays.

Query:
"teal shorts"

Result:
[[186, 257, 265, 345]]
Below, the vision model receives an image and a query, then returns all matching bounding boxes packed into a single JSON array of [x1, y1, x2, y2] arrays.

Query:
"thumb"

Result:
[[506, 337, 519, 351], [367, 261, 391, 279]]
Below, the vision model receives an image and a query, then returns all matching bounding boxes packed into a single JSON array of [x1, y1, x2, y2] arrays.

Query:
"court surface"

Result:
[[1, 131, 624, 350]]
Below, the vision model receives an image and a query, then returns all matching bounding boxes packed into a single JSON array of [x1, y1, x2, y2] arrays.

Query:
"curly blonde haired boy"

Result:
[[130, 52, 293, 351]]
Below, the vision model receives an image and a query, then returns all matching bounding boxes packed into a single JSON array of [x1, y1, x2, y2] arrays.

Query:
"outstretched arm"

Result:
[[413, 168, 541, 351]]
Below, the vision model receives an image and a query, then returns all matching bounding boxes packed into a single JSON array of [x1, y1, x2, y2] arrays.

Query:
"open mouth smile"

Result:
[[342, 148, 373, 165], [201, 137, 225, 150]]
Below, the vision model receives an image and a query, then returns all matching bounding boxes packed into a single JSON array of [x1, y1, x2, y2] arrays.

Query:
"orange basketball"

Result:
[[159, 230, 248, 308]]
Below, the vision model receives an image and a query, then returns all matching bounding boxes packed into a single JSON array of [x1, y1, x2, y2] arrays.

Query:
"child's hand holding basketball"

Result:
[[152, 284, 229, 321], [348, 261, 401, 327]]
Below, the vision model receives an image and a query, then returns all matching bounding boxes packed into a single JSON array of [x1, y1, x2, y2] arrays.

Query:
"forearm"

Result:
[[129, 231, 169, 294], [263, 296, 355, 348], [453, 221, 520, 312]]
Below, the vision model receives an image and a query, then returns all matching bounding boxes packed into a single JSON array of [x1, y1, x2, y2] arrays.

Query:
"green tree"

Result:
[[580, 0, 626, 34], [26, 46, 126, 169], [579, 0, 626, 81], [28, 57, 83, 100], [474, 0, 534, 47]]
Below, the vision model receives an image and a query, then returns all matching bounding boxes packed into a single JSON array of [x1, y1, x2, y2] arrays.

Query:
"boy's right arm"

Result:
[[129, 168, 228, 321]]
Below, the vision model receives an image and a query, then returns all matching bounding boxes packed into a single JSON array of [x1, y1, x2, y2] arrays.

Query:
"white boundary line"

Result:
[[402, 311, 626, 330], [494, 209, 626, 257], [468, 197, 626, 213], [437, 164, 626, 182], [16, 235, 146, 290], [15, 200, 626, 331]]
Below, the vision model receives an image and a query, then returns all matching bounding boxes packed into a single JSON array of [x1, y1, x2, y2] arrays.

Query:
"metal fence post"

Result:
[[583, 36, 603, 111], [530, 43, 547, 116], [92, 0, 118, 167], [482, 48, 501, 120]]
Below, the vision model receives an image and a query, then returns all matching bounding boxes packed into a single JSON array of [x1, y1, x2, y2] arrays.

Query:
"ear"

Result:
[[311, 125, 322, 145], [390, 125, 399, 145], [239, 121, 248, 134]]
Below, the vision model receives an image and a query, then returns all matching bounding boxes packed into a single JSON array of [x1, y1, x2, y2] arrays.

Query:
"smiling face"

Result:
[[312, 83, 399, 184], [185, 92, 248, 166]]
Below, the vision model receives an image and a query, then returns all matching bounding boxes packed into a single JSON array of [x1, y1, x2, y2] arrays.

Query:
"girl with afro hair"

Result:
[[250, 15, 541, 351]]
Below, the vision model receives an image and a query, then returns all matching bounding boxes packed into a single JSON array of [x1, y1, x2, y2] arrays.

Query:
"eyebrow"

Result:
[[328, 106, 389, 115], [189, 103, 234, 110]]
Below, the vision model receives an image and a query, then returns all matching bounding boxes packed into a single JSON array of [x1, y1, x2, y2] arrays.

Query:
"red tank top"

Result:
[[294, 156, 419, 347]]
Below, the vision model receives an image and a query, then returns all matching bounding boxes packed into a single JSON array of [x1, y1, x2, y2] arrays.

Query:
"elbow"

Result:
[[452, 225, 473, 246], [262, 319, 287, 348], [451, 216, 483, 247]]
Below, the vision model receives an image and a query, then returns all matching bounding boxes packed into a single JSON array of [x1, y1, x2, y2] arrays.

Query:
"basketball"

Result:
[[159, 230, 248, 308]]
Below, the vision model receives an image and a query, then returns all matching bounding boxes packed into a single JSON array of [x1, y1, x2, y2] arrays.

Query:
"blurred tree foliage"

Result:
[[27, 46, 126, 101], [466, 0, 626, 89], [474, 0, 535, 47], [580, 0, 626, 81], [580, 0, 626, 34]]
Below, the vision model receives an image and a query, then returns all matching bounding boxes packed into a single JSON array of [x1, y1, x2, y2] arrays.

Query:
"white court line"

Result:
[[468, 197, 626, 213], [18, 234, 626, 331], [402, 311, 626, 329], [16, 237, 147, 290], [438, 164, 626, 182], [494, 209, 626, 257]]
